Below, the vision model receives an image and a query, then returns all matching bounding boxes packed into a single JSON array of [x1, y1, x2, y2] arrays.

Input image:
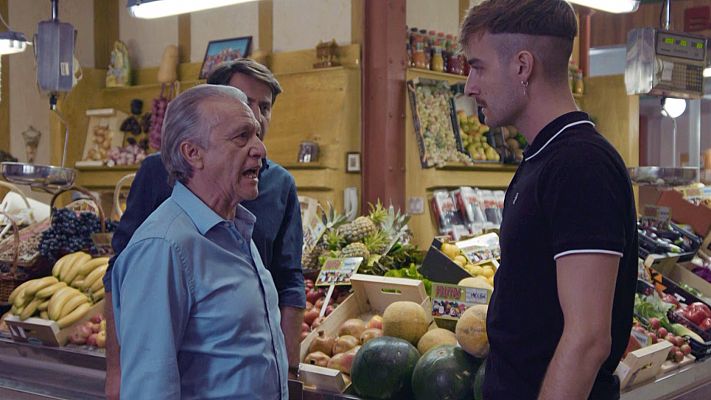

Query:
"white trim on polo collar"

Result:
[[525, 120, 595, 161]]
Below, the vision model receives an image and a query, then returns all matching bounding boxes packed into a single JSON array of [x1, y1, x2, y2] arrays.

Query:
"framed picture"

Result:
[[199, 36, 252, 79], [346, 152, 361, 173]]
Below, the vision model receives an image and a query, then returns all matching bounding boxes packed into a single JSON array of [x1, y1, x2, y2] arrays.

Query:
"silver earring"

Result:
[[521, 80, 529, 97]]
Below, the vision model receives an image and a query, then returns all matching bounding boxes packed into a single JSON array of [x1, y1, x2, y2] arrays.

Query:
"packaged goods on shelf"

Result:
[[407, 78, 472, 168], [431, 188, 504, 240]]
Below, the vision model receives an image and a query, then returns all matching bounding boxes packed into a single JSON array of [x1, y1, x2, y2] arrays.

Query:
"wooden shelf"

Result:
[[282, 163, 328, 170], [407, 68, 467, 82], [101, 80, 203, 93], [435, 163, 518, 172]]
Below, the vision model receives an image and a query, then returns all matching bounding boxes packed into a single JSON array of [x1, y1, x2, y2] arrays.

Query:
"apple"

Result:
[[656, 327, 668, 339], [86, 333, 98, 347], [96, 331, 106, 348], [649, 317, 661, 330], [302, 322, 310, 332], [680, 344, 691, 355], [90, 314, 104, 324], [367, 315, 383, 330]]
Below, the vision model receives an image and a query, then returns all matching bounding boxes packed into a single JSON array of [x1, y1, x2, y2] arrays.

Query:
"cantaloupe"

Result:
[[417, 328, 457, 354], [455, 304, 489, 358], [383, 301, 429, 345]]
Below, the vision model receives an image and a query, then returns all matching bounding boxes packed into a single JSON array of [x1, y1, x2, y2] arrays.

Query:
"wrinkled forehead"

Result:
[[201, 97, 255, 126]]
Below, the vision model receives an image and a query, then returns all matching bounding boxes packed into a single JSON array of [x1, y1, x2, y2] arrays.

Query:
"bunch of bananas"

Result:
[[8, 251, 109, 328]]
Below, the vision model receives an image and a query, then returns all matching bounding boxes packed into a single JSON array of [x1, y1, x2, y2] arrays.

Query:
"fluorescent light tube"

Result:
[[128, 0, 255, 19], [568, 0, 640, 14]]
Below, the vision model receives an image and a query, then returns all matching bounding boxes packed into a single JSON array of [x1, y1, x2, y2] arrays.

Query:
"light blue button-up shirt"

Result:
[[111, 182, 288, 400]]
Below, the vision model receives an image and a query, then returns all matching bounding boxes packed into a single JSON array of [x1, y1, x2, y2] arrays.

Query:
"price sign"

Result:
[[316, 257, 363, 287], [431, 282, 490, 321], [642, 205, 671, 224]]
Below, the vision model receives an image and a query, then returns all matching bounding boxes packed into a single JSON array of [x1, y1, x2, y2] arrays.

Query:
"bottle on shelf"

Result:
[[427, 30, 437, 70], [443, 34, 453, 74], [431, 38, 444, 72], [412, 31, 428, 70]]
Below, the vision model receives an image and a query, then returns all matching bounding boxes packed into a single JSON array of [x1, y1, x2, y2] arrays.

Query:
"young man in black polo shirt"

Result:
[[460, 1, 637, 399]]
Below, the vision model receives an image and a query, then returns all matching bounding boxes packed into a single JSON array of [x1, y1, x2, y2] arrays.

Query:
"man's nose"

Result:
[[250, 135, 267, 159], [464, 72, 478, 97]]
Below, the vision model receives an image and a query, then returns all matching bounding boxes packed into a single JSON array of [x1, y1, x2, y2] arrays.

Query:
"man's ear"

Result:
[[179, 141, 204, 171], [516, 50, 534, 83]]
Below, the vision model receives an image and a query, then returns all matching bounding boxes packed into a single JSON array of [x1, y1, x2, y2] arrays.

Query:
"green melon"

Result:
[[411, 344, 484, 400], [473, 360, 486, 400], [351, 336, 421, 399]]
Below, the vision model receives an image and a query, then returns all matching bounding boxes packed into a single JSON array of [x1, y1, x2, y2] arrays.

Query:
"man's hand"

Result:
[[280, 306, 305, 378], [538, 253, 619, 400], [105, 292, 121, 400]]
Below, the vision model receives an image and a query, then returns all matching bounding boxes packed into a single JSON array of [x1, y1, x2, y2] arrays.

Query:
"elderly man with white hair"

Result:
[[110, 84, 288, 399]]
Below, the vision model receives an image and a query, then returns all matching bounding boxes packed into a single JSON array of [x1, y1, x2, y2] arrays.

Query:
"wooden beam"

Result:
[[178, 14, 191, 64], [578, 7, 592, 77], [351, 0, 364, 45], [258, 0, 273, 56], [93, 0, 119, 69], [0, 0, 9, 153], [362, 0, 407, 210], [459, 0, 470, 23]]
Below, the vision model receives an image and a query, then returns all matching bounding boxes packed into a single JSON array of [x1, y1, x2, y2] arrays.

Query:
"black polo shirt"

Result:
[[483, 112, 638, 400]]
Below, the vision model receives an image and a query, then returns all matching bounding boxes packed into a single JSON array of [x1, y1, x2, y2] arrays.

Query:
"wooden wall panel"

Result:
[[93, 0, 119, 69], [0, 0, 9, 154]]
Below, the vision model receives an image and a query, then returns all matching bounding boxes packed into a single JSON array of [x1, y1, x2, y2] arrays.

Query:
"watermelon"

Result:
[[473, 360, 486, 400], [411, 345, 484, 400], [351, 336, 421, 399]]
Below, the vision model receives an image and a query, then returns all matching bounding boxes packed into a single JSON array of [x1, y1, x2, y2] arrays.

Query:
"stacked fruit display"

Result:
[[346, 300, 488, 400], [456, 110, 499, 162], [302, 202, 419, 276], [39, 208, 118, 264], [631, 318, 692, 364], [7, 252, 108, 328], [440, 241, 496, 287], [303, 315, 383, 377], [301, 279, 352, 339], [67, 314, 107, 348]]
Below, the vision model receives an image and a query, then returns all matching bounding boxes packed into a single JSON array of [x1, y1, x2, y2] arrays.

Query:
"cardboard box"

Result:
[[298, 274, 432, 393], [656, 189, 711, 236], [615, 340, 672, 390], [4, 300, 104, 346]]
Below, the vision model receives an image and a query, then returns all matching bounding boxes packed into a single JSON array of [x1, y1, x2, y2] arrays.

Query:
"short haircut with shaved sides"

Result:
[[460, 0, 578, 83]]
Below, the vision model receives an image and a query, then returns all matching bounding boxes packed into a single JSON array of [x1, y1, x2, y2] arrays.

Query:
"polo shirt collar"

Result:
[[523, 111, 594, 161], [171, 182, 256, 237]]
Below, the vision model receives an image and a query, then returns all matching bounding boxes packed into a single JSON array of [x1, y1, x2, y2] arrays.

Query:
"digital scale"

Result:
[[625, 28, 708, 99]]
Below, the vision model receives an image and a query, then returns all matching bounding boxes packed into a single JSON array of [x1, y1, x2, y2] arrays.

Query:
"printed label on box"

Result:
[[431, 282, 490, 320]]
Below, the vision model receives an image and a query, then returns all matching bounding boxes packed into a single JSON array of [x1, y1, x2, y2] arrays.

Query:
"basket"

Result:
[[50, 185, 112, 256], [0, 211, 22, 304], [113, 172, 135, 219]]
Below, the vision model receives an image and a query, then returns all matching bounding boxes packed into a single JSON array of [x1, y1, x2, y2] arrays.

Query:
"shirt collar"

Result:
[[171, 182, 256, 238], [523, 111, 594, 161]]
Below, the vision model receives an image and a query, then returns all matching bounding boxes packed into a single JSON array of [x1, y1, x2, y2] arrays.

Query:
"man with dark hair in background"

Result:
[[104, 59, 304, 399], [460, 1, 637, 399]]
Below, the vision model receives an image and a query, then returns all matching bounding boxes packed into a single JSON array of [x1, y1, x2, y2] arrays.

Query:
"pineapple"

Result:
[[302, 248, 322, 270], [364, 231, 389, 255], [380, 205, 411, 245], [340, 216, 378, 243], [303, 203, 347, 269], [368, 201, 388, 227], [340, 242, 370, 260], [323, 229, 346, 251]]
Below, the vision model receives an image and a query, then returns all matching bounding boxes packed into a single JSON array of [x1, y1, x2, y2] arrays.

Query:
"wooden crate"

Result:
[[298, 274, 431, 393], [4, 300, 104, 347]]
